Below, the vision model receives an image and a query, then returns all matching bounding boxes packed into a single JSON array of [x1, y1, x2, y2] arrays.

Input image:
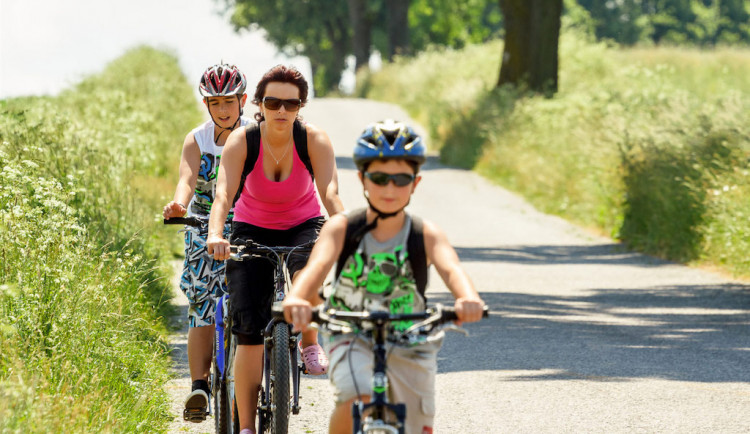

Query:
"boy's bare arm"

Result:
[[164, 133, 200, 218], [424, 219, 485, 323]]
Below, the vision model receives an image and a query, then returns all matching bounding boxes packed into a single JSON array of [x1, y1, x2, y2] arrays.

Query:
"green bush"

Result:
[[0, 46, 202, 432], [357, 30, 750, 277]]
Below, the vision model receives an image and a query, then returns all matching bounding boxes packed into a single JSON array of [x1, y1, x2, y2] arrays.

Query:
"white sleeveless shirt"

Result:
[[187, 117, 251, 217]]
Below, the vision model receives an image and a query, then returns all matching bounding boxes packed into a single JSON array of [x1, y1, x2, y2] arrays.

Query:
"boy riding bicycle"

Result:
[[162, 62, 250, 420], [282, 120, 485, 434]]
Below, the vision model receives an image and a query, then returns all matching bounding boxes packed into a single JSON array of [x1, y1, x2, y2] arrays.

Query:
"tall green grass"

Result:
[[357, 31, 750, 277], [0, 46, 202, 432]]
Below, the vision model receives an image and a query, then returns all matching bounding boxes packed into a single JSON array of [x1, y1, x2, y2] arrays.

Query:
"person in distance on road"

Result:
[[282, 119, 486, 434], [162, 62, 251, 421], [206, 64, 345, 434]]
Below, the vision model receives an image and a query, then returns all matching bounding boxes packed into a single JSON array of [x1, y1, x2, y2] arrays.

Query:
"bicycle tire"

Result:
[[270, 322, 290, 433], [213, 359, 226, 433], [214, 371, 229, 433]]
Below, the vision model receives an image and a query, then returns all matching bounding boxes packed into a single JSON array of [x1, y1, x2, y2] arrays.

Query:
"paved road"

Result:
[[168, 98, 750, 433]]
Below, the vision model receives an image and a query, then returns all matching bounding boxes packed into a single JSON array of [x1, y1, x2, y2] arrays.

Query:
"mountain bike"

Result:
[[213, 237, 316, 434], [164, 215, 229, 423], [271, 304, 489, 434]]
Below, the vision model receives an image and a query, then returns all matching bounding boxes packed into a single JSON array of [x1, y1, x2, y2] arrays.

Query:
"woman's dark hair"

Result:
[[252, 64, 309, 122]]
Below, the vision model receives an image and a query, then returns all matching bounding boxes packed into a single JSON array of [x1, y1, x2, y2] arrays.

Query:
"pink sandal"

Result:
[[299, 342, 329, 375]]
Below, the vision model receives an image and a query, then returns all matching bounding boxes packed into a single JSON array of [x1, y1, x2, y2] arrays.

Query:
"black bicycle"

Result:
[[271, 304, 489, 434], [221, 238, 316, 434], [165, 216, 316, 433]]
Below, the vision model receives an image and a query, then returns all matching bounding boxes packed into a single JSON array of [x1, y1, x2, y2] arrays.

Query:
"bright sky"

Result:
[[0, 0, 323, 100]]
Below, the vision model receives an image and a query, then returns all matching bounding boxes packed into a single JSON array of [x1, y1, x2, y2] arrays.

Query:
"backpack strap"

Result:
[[336, 208, 368, 279], [406, 214, 427, 296], [233, 122, 261, 207], [293, 120, 314, 180], [335, 208, 428, 296], [233, 120, 313, 207]]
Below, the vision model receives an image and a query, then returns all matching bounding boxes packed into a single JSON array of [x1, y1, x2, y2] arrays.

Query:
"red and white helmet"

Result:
[[199, 63, 247, 97]]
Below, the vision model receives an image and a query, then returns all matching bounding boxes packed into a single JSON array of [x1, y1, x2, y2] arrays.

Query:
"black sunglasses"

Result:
[[262, 96, 302, 111], [364, 172, 415, 187]]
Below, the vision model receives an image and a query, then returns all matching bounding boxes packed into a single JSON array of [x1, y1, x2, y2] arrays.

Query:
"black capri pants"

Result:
[[227, 216, 325, 345]]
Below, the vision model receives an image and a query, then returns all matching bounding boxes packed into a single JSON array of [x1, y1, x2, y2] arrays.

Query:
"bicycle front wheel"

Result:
[[269, 322, 291, 433], [216, 332, 240, 434]]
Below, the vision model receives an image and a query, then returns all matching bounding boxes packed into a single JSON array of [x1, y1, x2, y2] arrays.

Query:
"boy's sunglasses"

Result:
[[364, 172, 415, 187], [262, 96, 302, 111]]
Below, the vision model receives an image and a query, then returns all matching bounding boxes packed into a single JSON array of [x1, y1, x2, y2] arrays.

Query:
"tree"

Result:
[[348, 0, 374, 71], [497, 0, 563, 95], [226, 0, 350, 96], [384, 0, 411, 60], [407, 0, 503, 52], [223, 0, 505, 94]]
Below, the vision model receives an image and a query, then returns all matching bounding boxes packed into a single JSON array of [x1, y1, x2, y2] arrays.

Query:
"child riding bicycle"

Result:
[[162, 62, 250, 421], [282, 119, 486, 434]]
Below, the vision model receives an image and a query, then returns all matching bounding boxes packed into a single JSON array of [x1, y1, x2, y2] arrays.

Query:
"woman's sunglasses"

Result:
[[262, 96, 302, 111], [364, 172, 415, 187]]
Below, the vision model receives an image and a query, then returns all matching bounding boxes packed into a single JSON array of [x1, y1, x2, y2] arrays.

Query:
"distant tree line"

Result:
[[223, 0, 502, 95], [221, 0, 749, 95], [575, 0, 750, 46]]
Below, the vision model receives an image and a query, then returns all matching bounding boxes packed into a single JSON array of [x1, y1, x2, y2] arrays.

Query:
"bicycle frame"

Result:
[[279, 306, 488, 434], [224, 240, 314, 434]]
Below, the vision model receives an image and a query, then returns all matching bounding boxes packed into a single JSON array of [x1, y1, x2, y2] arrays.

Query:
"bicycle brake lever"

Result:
[[229, 253, 244, 261], [443, 324, 469, 336]]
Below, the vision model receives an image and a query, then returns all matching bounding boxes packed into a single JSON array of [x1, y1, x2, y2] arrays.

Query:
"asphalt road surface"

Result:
[[168, 98, 750, 434]]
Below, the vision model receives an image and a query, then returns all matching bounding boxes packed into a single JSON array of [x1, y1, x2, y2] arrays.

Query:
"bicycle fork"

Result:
[[353, 327, 406, 434], [259, 320, 303, 414]]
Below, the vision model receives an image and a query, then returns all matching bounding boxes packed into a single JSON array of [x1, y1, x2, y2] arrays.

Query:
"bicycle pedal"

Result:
[[183, 408, 208, 423]]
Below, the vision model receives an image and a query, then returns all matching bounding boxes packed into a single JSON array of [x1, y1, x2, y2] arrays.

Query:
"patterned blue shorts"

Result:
[[180, 224, 231, 328]]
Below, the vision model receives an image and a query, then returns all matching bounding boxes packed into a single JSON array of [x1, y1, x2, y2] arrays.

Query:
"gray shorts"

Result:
[[323, 331, 444, 434]]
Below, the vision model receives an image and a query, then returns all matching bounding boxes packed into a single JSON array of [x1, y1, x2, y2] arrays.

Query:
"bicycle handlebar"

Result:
[[229, 239, 317, 261], [271, 304, 489, 334], [163, 216, 205, 227]]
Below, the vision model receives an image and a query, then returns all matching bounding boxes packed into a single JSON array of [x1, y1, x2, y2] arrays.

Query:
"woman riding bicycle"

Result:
[[206, 64, 345, 434], [162, 62, 250, 420], [281, 120, 485, 434]]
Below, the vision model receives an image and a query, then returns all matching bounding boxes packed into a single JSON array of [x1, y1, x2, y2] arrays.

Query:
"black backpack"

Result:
[[233, 120, 313, 205], [335, 208, 428, 296]]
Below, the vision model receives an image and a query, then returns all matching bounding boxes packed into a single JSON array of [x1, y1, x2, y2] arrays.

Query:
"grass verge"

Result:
[[357, 30, 750, 278], [0, 46, 202, 432]]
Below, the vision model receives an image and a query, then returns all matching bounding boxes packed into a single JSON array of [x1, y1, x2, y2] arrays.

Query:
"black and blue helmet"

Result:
[[353, 120, 426, 171]]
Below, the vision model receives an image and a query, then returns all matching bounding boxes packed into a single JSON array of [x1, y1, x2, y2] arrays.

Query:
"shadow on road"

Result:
[[430, 280, 750, 383], [453, 244, 670, 267]]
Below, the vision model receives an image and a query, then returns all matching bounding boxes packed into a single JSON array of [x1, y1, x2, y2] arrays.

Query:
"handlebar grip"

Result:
[[271, 304, 326, 322], [163, 217, 203, 227], [440, 305, 490, 322]]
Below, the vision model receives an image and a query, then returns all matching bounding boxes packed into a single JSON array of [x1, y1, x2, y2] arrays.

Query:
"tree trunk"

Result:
[[385, 0, 410, 60], [347, 0, 372, 71], [498, 0, 562, 95]]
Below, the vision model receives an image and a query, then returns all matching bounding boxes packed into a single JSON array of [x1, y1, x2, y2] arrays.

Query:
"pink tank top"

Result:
[[233, 139, 322, 229]]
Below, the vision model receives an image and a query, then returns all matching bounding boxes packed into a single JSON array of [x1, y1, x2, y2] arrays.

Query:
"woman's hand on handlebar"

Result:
[[163, 201, 187, 219], [207, 234, 231, 261], [454, 297, 485, 325], [281, 295, 313, 333]]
